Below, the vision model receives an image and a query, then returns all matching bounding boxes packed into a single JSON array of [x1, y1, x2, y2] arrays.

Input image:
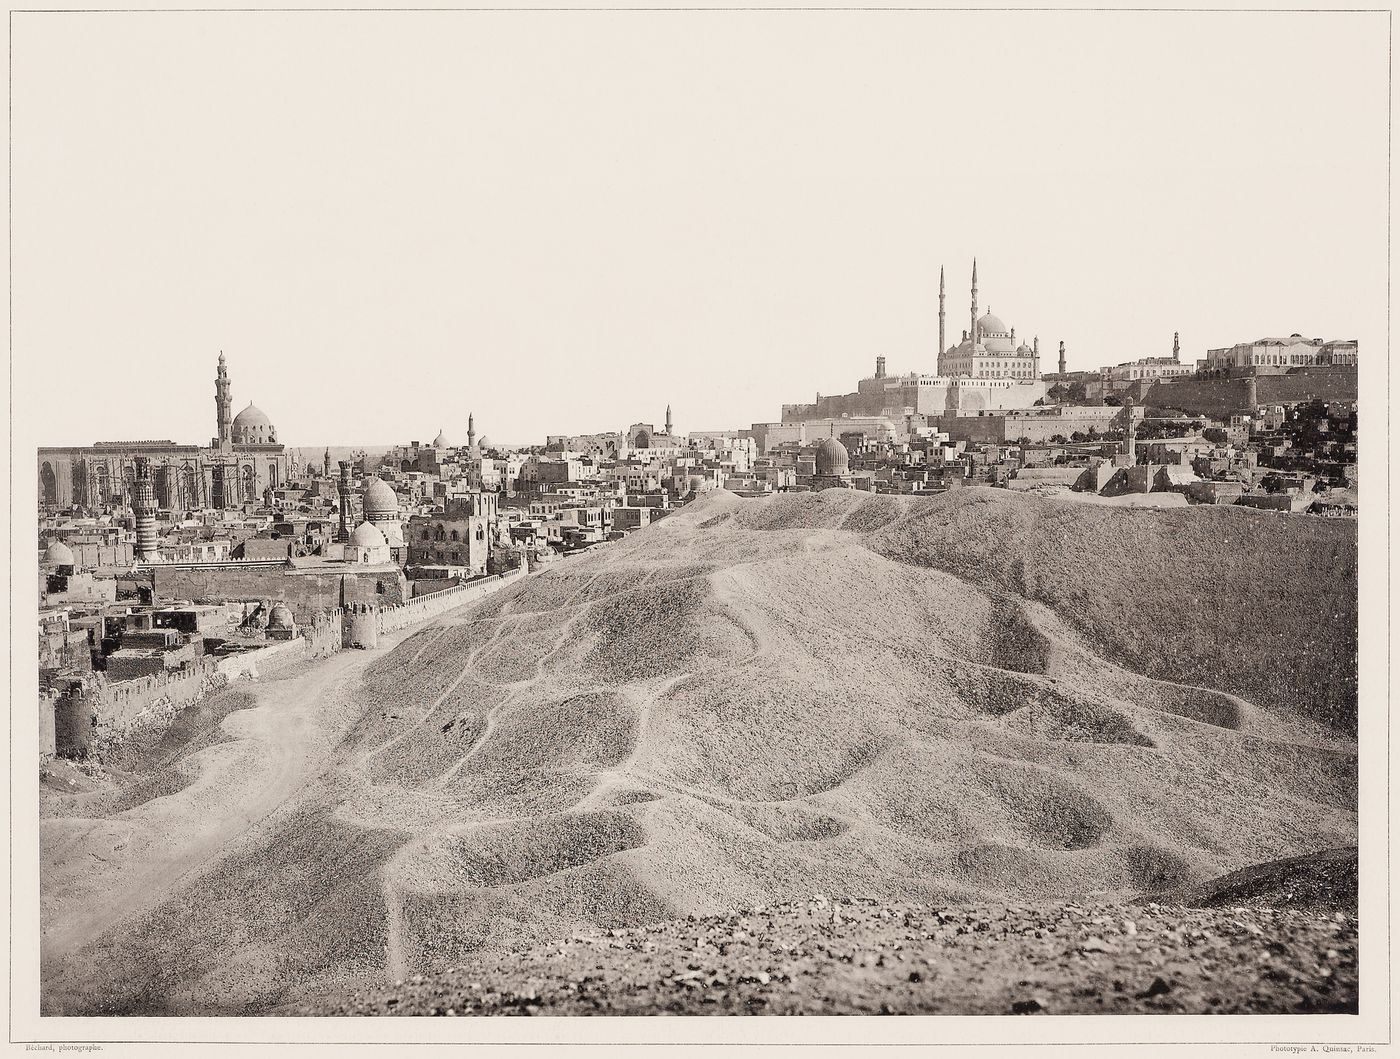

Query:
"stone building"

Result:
[[1204, 335, 1358, 373], [39, 354, 289, 513], [407, 491, 498, 576]]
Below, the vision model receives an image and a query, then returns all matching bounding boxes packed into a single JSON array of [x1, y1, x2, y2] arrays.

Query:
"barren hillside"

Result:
[[41, 487, 1357, 1015]]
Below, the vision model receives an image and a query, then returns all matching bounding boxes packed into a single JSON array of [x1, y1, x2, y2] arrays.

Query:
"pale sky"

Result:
[[12, 8, 1388, 448]]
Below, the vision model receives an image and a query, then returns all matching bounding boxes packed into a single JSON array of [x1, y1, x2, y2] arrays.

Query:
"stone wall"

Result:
[[1147, 367, 1356, 417], [152, 565, 408, 626]]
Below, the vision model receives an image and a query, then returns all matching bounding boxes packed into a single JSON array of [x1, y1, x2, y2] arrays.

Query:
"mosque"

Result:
[[780, 260, 1048, 427], [38, 354, 290, 513]]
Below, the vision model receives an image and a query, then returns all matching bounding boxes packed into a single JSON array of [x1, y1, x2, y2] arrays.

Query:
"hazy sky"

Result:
[[12, 9, 1387, 448]]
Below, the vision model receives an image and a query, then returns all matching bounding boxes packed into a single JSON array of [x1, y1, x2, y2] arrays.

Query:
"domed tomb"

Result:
[[232, 402, 277, 445], [362, 477, 400, 522], [815, 437, 850, 477]]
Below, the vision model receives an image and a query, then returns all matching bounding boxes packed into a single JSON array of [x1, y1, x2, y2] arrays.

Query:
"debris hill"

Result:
[[48, 487, 1357, 1015]]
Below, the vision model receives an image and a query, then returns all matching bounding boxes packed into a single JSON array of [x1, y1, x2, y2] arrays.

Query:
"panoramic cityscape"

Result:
[[15, 4, 1377, 1045]]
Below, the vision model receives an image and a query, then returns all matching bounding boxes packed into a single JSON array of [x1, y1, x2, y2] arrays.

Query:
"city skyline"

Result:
[[12, 10, 1385, 448]]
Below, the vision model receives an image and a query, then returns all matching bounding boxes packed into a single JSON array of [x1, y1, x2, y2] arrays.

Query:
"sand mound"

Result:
[[45, 487, 1357, 1014]]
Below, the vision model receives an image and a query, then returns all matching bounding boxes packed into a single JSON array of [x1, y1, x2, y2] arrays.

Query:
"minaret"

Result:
[[132, 457, 159, 561], [1172, 331, 1181, 363], [1058, 340, 1067, 377], [215, 353, 233, 449], [1124, 398, 1137, 463], [468, 412, 477, 450], [337, 460, 352, 542], [938, 265, 946, 359], [665, 404, 673, 435], [970, 259, 979, 348], [323, 447, 331, 478]]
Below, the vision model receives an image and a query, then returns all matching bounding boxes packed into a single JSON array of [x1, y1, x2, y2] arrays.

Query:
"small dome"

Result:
[[432, 429, 449, 448], [232, 402, 276, 443], [43, 540, 75, 566], [977, 312, 1009, 337], [267, 603, 294, 629], [984, 334, 1015, 353], [351, 521, 387, 548], [477, 435, 492, 450], [363, 478, 399, 520], [815, 437, 850, 476]]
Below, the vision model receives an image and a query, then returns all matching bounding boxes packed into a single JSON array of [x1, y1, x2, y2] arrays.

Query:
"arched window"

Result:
[[450, 529, 459, 542]]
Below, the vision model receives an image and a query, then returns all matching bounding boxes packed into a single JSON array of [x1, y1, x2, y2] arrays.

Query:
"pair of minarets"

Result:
[[936, 260, 984, 355]]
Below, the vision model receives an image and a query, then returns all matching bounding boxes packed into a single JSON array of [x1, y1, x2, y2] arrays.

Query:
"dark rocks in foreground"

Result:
[[301, 896, 1357, 1017]]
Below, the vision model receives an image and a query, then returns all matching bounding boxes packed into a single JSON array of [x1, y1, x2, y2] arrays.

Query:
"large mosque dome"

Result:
[[363, 477, 400, 522], [815, 437, 850, 476], [232, 403, 277, 445], [977, 312, 1009, 337]]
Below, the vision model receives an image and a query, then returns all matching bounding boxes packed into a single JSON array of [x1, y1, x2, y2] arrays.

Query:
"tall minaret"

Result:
[[1172, 331, 1181, 363], [970, 259, 979, 348], [665, 404, 673, 435], [1058, 340, 1067, 377], [132, 457, 158, 561], [215, 353, 233, 449], [323, 446, 331, 478], [468, 412, 477, 450], [336, 461, 352, 542], [938, 266, 946, 359]]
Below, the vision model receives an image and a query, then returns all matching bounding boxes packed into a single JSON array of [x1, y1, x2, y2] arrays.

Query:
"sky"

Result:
[[11, 8, 1388, 448]]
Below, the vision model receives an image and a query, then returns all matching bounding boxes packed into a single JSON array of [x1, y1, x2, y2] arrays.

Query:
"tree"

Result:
[[1203, 427, 1228, 445]]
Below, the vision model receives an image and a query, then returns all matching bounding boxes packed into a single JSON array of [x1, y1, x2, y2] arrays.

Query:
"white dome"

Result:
[[44, 540, 75, 565], [351, 521, 387, 548]]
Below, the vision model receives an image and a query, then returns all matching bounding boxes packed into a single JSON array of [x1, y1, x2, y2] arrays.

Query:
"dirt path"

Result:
[[40, 623, 426, 969]]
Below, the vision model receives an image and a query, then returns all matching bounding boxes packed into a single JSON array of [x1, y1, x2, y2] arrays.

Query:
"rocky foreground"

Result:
[[305, 895, 1357, 1016]]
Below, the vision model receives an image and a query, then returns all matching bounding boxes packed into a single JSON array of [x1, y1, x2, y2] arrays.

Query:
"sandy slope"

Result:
[[39, 487, 1357, 1015]]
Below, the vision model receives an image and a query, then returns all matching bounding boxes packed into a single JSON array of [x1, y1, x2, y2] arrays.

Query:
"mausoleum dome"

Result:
[[43, 540, 75, 566], [815, 437, 850, 476], [267, 603, 294, 629], [232, 403, 277, 444], [362, 477, 399, 521], [351, 521, 387, 548]]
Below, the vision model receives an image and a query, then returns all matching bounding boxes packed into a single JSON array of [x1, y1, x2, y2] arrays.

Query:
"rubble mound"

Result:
[[42, 487, 1357, 1015]]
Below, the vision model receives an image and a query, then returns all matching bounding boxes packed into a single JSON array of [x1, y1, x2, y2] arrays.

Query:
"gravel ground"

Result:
[[308, 895, 1357, 1016]]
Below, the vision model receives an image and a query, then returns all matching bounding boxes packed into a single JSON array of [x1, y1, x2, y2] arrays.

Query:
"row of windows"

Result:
[[417, 525, 486, 542]]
